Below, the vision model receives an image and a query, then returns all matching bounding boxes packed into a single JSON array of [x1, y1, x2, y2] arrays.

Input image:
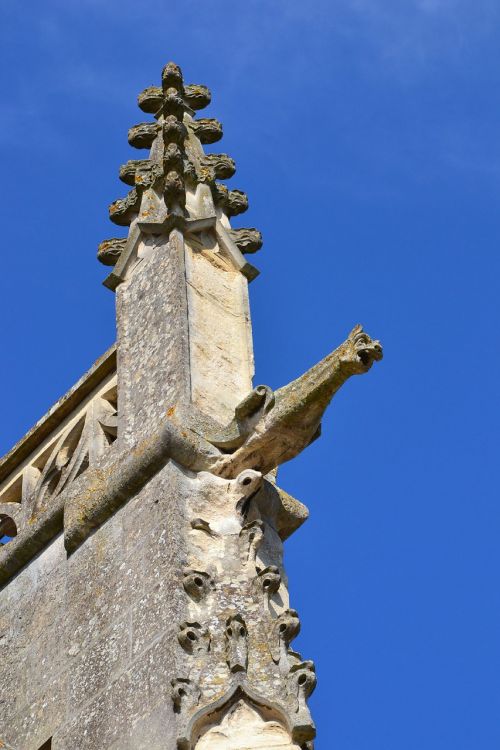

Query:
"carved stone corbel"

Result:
[[287, 661, 317, 743], [239, 519, 264, 569], [183, 569, 215, 602], [225, 614, 248, 674], [269, 608, 301, 666], [256, 565, 282, 613], [178, 622, 210, 655], [171, 677, 201, 713], [172, 677, 202, 750]]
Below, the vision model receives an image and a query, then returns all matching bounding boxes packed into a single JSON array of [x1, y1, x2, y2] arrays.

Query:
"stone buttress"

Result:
[[0, 62, 382, 750]]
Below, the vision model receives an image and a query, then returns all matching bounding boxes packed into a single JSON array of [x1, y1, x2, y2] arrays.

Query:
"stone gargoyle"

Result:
[[209, 325, 382, 478]]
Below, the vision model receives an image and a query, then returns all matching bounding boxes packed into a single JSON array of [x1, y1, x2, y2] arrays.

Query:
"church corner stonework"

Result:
[[0, 62, 382, 750]]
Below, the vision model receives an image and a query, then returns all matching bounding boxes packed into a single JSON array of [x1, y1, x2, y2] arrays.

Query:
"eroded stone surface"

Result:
[[195, 700, 300, 749], [185, 233, 254, 424]]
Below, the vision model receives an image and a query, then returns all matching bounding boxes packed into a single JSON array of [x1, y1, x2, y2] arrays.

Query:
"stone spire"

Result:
[[97, 61, 261, 290], [96, 62, 266, 447]]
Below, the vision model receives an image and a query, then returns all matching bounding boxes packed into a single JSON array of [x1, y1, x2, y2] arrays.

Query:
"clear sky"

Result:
[[1, 1, 499, 747]]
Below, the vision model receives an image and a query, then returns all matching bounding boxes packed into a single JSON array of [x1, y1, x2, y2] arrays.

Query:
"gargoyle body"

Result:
[[210, 325, 382, 478]]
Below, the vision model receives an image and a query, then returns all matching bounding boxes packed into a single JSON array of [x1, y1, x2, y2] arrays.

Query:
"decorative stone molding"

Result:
[[0, 367, 117, 551], [176, 683, 300, 750]]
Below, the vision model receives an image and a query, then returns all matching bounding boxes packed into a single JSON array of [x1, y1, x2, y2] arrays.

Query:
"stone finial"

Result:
[[99, 61, 263, 276], [162, 61, 184, 92]]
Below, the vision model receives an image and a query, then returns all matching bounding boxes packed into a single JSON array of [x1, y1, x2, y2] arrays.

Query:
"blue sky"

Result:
[[1, 1, 499, 747]]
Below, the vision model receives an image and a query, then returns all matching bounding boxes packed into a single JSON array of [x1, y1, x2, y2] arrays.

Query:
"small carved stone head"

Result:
[[257, 565, 281, 596], [182, 569, 214, 602], [171, 677, 201, 714], [225, 614, 248, 673], [178, 621, 210, 654]]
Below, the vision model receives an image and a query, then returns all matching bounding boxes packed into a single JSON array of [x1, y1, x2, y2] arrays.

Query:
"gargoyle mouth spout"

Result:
[[356, 342, 383, 369]]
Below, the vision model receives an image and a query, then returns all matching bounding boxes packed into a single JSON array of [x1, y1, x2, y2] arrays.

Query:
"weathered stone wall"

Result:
[[116, 231, 191, 447], [1, 459, 311, 750], [1, 462, 186, 750]]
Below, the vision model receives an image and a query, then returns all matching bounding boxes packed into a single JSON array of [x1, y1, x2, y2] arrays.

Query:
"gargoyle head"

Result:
[[343, 325, 383, 374]]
